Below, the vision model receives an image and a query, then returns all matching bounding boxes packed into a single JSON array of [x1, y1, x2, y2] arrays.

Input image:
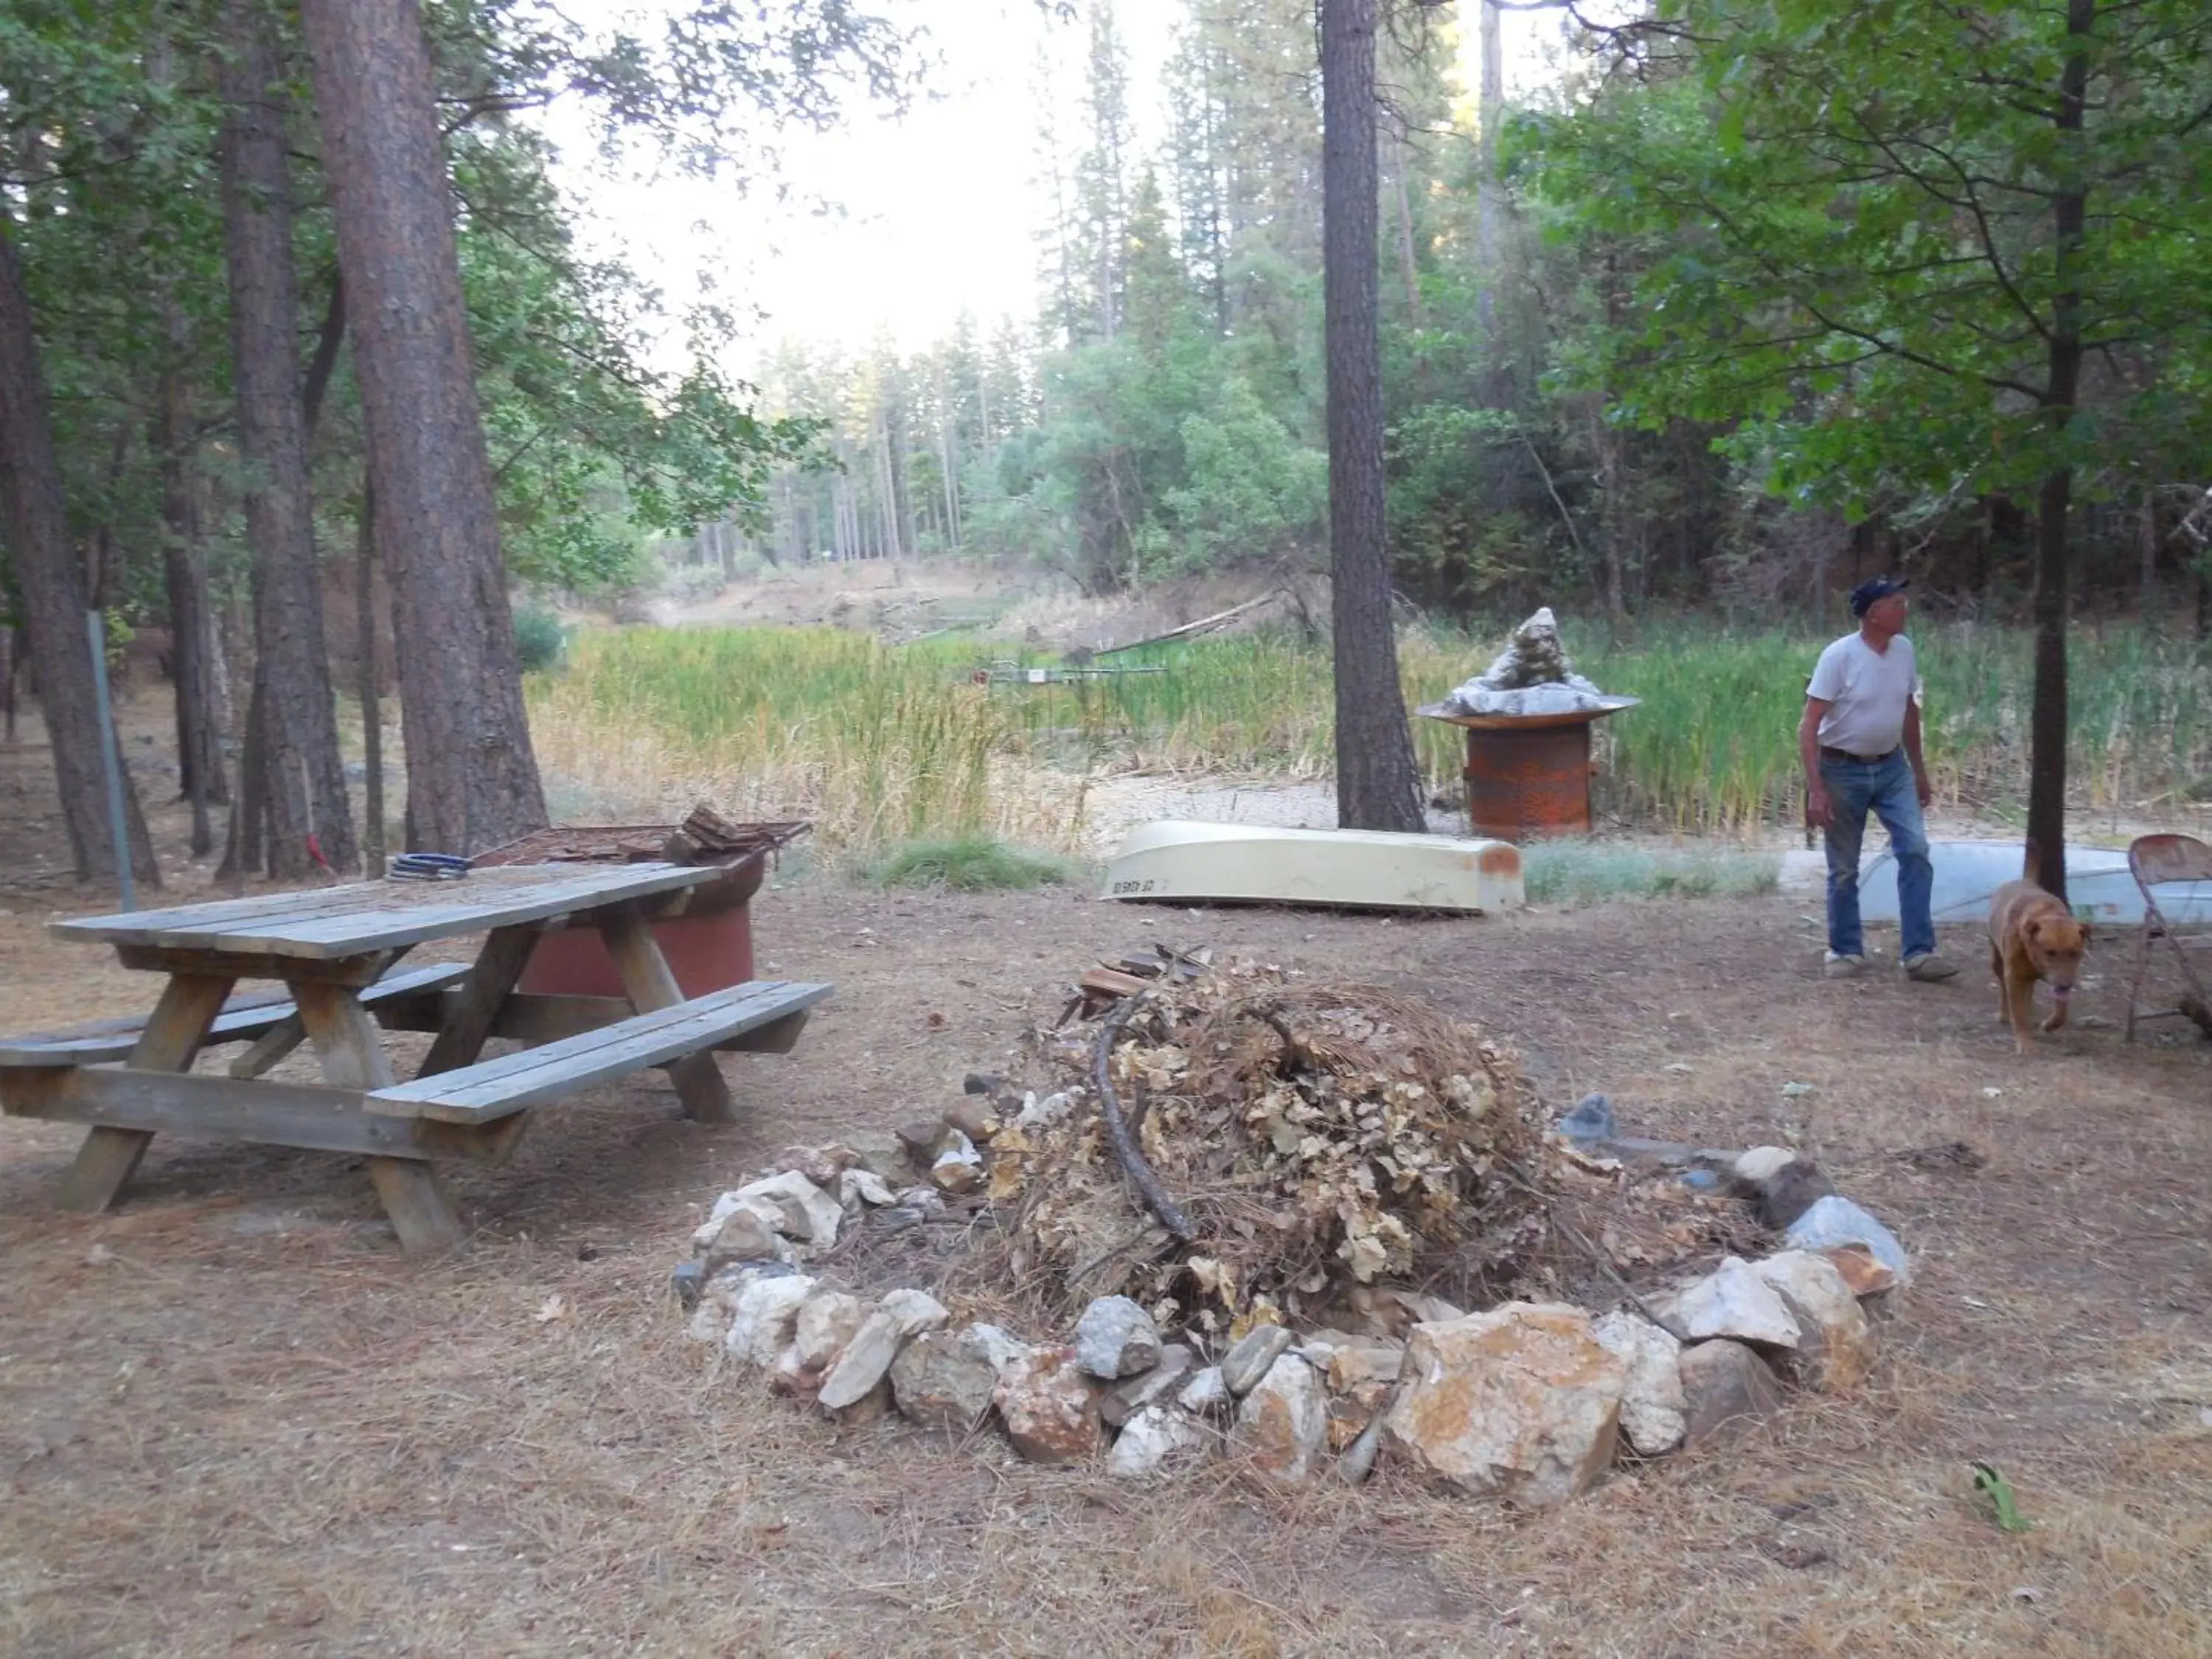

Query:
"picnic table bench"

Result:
[[0, 863, 832, 1251]]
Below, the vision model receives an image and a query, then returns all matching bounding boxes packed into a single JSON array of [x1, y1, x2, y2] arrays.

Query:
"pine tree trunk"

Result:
[[154, 351, 226, 856], [299, 0, 546, 855], [1474, 0, 1505, 396], [358, 481, 386, 876], [1321, 0, 1423, 834], [0, 218, 159, 884], [2024, 1, 2093, 905], [220, 1, 358, 878]]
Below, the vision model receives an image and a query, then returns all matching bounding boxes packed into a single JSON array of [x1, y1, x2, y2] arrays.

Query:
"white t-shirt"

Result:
[[1807, 633, 1921, 758]]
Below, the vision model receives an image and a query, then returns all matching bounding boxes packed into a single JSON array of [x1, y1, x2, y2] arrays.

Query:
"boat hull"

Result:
[[1781, 838, 2212, 925], [1102, 820, 1525, 914]]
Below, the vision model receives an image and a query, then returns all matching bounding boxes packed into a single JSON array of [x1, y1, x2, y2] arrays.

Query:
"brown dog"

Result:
[[1987, 879, 2088, 1051]]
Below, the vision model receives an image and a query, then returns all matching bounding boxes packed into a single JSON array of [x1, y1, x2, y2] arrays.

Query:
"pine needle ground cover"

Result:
[[527, 620, 2212, 849]]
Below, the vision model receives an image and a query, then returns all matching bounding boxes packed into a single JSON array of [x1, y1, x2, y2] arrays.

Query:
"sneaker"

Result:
[[1823, 952, 1866, 979], [1903, 952, 1959, 982]]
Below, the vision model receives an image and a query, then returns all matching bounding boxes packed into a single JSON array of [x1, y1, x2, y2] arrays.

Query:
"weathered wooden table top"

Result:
[[50, 862, 719, 961]]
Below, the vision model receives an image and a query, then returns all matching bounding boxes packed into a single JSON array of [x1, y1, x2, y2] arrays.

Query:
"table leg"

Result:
[[599, 901, 736, 1125], [293, 979, 465, 1252], [58, 973, 234, 1214], [418, 923, 543, 1077]]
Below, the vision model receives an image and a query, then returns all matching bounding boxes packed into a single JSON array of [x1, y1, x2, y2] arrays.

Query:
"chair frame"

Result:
[[2124, 832, 2212, 1040]]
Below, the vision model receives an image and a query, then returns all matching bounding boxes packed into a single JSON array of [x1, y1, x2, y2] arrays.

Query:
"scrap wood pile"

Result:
[[473, 803, 810, 868], [972, 949, 1560, 1336]]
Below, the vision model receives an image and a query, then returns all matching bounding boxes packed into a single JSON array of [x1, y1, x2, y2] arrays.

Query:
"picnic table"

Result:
[[0, 863, 832, 1251]]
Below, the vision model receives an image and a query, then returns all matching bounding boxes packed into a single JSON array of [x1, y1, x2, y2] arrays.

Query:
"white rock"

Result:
[[686, 1297, 730, 1346], [837, 1167, 897, 1210], [793, 1290, 868, 1373], [732, 1171, 843, 1248], [1324, 1341, 1405, 1393], [1102, 1344, 1196, 1427], [1108, 1405, 1205, 1478], [1220, 1324, 1298, 1395], [692, 1191, 747, 1251], [1752, 1251, 1875, 1391], [965, 1321, 1031, 1372], [894, 1186, 947, 1214], [1662, 1257, 1803, 1349], [695, 1202, 786, 1268], [1732, 1146, 1798, 1187], [1785, 1194, 1910, 1285], [891, 1323, 1027, 1430], [1592, 1310, 1687, 1455], [1016, 1089, 1075, 1128], [817, 1288, 952, 1413], [928, 1130, 983, 1193], [1231, 1354, 1327, 1484], [1177, 1366, 1230, 1414], [723, 1273, 817, 1368], [1074, 1295, 1163, 1380], [1382, 1301, 1627, 1508]]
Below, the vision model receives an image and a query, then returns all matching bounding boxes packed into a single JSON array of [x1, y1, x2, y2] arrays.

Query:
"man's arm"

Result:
[[1800, 698, 1833, 827], [1903, 698, 1933, 808]]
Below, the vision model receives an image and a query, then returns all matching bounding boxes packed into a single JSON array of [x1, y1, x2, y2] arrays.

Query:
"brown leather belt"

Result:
[[1819, 745, 1897, 764]]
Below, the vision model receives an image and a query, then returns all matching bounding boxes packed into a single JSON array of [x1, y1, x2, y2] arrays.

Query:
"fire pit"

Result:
[[1418, 608, 1638, 841]]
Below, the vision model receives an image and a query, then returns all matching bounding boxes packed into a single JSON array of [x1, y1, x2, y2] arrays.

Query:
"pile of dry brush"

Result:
[[974, 958, 1559, 1336]]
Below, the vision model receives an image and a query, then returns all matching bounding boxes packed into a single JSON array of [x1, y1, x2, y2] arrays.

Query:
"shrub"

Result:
[[512, 605, 567, 673], [863, 835, 1075, 891]]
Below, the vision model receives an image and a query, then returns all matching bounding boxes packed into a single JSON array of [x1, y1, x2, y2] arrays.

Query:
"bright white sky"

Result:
[[540, 1, 1593, 380]]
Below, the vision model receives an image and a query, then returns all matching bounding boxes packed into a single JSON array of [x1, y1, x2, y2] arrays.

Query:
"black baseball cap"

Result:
[[1848, 577, 1910, 617]]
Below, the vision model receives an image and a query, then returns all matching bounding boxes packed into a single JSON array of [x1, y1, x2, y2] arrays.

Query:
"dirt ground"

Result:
[[3, 711, 2211, 1658]]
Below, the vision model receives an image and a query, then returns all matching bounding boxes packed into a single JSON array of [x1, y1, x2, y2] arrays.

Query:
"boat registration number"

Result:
[[1109, 878, 1161, 895]]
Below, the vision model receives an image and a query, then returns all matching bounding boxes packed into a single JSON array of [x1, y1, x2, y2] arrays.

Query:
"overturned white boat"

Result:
[[1779, 838, 2212, 925], [1102, 820, 1525, 914]]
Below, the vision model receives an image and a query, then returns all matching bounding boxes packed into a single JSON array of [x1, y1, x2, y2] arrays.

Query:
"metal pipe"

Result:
[[86, 609, 136, 910]]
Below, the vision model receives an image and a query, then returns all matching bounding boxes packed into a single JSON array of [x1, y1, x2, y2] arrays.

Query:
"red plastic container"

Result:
[[515, 854, 766, 998]]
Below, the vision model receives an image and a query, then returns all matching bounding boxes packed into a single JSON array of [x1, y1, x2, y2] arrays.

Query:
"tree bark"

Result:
[[220, 0, 358, 878], [153, 344, 226, 858], [0, 218, 159, 884], [2024, 0, 2092, 905], [218, 674, 270, 883], [357, 480, 386, 876], [299, 0, 546, 854], [1321, 0, 1424, 833], [1474, 0, 1505, 399]]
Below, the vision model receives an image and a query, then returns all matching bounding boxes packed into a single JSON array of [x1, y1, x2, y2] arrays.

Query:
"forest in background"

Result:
[[733, 0, 2212, 630], [5, 0, 2211, 884]]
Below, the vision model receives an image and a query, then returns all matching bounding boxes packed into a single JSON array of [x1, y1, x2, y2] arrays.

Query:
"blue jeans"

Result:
[[1820, 748, 1935, 961]]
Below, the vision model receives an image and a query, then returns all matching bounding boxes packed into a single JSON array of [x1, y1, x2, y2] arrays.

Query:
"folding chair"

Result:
[[2124, 833, 2212, 1040]]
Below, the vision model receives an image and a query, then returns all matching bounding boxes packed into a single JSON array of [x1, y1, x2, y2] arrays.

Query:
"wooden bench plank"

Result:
[[374, 990, 815, 1052], [364, 980, 832, 1124], [0, 962, 470, 1068]]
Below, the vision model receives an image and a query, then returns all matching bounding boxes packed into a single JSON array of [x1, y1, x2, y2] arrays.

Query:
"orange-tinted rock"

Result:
[[1231, 1354, 1326, 1483], [1382, 1301, 1626, 1507], [993, 1346, 1101, 1465], [1823, 1244, 1897, 1298]]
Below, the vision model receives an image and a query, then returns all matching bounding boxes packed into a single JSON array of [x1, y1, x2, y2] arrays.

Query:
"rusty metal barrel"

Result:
[[1417, 703, 1635, 841]]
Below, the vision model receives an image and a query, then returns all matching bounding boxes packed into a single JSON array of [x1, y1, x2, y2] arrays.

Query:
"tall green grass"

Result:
[[529, 619, 2212, 846]]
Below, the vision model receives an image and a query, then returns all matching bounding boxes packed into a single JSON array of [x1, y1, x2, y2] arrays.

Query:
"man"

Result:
[[1800, 577, 1958, 982]]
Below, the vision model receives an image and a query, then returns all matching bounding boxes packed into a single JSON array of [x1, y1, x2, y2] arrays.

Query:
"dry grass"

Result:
[[2, 718, 2210, 1655]]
